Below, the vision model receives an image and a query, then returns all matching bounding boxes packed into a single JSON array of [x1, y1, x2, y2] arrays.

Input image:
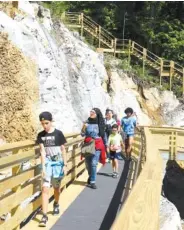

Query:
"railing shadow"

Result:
[[99, 160, 131, 230]]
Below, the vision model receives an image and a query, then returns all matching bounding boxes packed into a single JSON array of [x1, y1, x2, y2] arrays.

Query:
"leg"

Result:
[[54, 187, 60, 203], [39, 179, 50, 227], [125, 138, 129, 157], [85, 156, 92, 183], [114, 158, 118, 173], [90, 150, 101, 184], [127, 136, 134, 158], [112, 159, 115, 172], [42, 186, 50, 214], [52, 177, 62, 215]]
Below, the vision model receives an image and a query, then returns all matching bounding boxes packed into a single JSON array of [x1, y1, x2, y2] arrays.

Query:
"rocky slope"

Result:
[[1, 1, 184, 142], [0, 1, 184, 229]]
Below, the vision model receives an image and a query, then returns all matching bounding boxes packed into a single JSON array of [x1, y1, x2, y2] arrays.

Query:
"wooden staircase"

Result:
[[63, 12, 184, 95]]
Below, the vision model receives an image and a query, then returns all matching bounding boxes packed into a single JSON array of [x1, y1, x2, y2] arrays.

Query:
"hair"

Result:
[[113, 113, 118, 121], [112, 124, 118, 129], [106, 108, 113, 115], [93, 108, 105, 138], [124, 107, 133, 115]]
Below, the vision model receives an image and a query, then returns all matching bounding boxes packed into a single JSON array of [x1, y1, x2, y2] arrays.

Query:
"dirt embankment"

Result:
[[0, 32, 39, 143]]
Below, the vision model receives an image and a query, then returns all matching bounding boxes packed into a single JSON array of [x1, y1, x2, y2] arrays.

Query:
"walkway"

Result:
[[23, 158, 131, 230], [51, 159, 129, 230]]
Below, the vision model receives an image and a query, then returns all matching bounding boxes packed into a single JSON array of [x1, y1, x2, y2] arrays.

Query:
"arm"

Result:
[[81, 123, 87, 136], [61, 145, 67, 166], [120, 140, 125, 152]]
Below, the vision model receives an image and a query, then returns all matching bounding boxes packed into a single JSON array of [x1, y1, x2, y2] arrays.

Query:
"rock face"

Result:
[[160, 196, 182, 230], [163, 160, 184, 220], [0, 1, 184, 141], [0, 31, 39, 142]]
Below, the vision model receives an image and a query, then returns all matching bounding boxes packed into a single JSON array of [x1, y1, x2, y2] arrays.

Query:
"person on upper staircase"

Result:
[[36, 112, 67, 227], [121, 107, 137, 160]]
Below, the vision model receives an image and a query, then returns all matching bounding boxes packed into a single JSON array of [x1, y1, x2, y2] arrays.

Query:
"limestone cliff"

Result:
[[0, 1, 183, 143]]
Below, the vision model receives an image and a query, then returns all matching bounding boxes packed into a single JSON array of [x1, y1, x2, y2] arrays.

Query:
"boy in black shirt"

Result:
[[36, 112, 67, 227]]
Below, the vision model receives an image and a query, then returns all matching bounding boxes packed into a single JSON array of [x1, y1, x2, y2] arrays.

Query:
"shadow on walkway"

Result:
[[97, 172, 113, 177], [99, 160, 130, 230], [72, 181, 87, 186]]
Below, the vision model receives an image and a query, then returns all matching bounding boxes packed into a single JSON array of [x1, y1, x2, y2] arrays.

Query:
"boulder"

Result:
[[160, 196, 182, 230]]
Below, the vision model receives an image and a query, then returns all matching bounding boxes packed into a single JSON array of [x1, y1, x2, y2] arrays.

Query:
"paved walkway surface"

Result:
[[51, 159, 129, 230]]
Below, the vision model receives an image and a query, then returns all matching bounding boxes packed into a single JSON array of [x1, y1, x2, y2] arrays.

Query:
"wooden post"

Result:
[[183, 68, 184, 97], [169, 61, 174, 91], [169, 132, 177, 160], [98, 26, 101, 48], [113, 38, 117, 57], [143, 48, 147, 77], [80, 13, 84, 37], [61, 11, 66, 21], [160, 58, 163, 86], [128, 40, 131, 68], [11, 149, 22, 230], [95, 27, 98, 35], [131, 41, 135, 53]]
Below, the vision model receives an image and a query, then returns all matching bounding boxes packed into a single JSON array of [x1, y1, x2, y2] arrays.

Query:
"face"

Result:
[[126, 112, 132, 117], [107, 111, 113, 119], [112, 128, 118, 134], [90, 110, 97, 119], [41, 120, 52, 132]]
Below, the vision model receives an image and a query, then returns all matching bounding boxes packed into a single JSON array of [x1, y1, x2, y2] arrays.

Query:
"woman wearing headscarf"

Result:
[[81, 108, 106, 189]]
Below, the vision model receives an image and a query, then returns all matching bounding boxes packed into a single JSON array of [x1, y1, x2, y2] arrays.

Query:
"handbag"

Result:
[[81, 139, 95, 157]]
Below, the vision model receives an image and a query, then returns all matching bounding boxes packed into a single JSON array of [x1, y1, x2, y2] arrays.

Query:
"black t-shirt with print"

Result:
[[36, 129, 67, 157]]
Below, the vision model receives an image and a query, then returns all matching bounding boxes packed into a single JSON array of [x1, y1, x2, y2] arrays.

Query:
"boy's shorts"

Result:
[[42, 176, 63, 188], [42, 159, 64, 188], [110, 151, 120, 160]]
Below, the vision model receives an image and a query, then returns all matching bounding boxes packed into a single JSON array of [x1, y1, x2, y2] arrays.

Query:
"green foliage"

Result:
[[65, 1, 184, 65]]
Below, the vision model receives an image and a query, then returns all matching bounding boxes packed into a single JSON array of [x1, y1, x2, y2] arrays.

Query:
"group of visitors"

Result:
[[36, 107, 137, 227]]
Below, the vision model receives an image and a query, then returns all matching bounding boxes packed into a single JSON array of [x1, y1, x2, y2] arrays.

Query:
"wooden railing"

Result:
[[0, 133, 84, 230], [112, 126, 184, 230], [63, 12, 184, 95]]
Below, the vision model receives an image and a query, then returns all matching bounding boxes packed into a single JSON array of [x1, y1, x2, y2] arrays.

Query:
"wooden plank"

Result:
[[0, 150, 36, 170], [133, 142, 141, 149], [65, 136, 84, 147], [0, 184, 35, 216], [67, 147, 81, 161], [0, 162, 86, 230], [67, 155, 83, 171], [65, 133, 80, 138], [112, 127, 163, 230], [0, 140, 35, 153], [112, 155, 162, 230], [0, 166, 38, 195]]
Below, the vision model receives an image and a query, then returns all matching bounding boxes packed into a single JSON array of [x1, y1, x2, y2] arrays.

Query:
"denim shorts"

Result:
[[42, 176, 63, 188], [110, 151, 120, 160], [42, 159, 64, 188]]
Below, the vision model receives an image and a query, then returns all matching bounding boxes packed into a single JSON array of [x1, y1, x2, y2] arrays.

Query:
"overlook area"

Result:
[[0, 1, 184, 230]]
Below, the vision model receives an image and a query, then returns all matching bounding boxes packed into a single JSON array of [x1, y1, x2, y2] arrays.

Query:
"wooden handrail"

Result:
[[0, 133, 84, 230], [112, 126, 184, 230], [64, 12, 184, 95]]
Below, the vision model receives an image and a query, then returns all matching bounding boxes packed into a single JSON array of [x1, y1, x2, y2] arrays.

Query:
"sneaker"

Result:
[[39, 214, 48, 227], [90, 183, 97, 189], [53, 202, 60, 216], [112, 172, 119, 178]]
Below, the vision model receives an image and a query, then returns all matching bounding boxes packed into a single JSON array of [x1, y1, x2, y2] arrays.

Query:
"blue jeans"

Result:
[[85, 150, 101, 183]]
